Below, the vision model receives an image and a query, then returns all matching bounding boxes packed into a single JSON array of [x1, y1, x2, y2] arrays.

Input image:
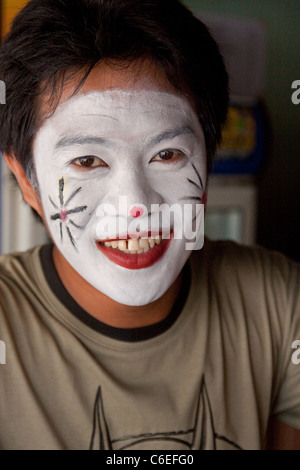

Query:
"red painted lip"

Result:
[[96, 233, 174, 270]]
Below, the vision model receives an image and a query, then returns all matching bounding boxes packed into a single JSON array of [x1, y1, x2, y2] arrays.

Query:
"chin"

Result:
[[93, 277, 171, 307], [63, 236, 188, 307]]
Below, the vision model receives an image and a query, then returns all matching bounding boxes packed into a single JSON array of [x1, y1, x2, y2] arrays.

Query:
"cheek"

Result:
[[147, 171, 188, 201], [42, 176, 105, 243], [154, 166, 205, 204]]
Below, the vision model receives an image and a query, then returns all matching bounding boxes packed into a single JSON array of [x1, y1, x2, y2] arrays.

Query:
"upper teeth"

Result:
[[103, 236, 162, 254]]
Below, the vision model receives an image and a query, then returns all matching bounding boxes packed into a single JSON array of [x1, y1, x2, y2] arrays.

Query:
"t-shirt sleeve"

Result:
[[269, 254, 300, 429]]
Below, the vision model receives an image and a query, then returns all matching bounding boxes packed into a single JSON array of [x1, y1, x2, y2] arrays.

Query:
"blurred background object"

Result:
[[1, 161, 50, 253], [188, 0, 300, 261], [197, 13, 267, 246], [0, 0, 50, 253], [0, 0, 28, 38]]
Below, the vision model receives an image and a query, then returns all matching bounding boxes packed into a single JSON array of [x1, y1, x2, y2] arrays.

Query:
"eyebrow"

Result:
[[54, 135, 111, 150], [54, 125, 197, 152], [146, 125, 197, 147]]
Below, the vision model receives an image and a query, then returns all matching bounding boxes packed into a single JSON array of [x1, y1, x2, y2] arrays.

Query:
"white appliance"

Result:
[[205, 175, 257, 245]]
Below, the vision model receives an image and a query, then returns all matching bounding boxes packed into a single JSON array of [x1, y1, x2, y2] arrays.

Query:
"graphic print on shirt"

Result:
[[89, 377, 242, 450]]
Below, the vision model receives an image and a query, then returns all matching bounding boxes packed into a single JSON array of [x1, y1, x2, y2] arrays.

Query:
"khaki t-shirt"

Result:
[[0, 240, 299, 450]]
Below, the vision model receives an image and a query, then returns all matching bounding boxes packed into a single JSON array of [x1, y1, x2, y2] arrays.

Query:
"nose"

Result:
[[129, 205, 144, 218], [101, 166, 162, 217]]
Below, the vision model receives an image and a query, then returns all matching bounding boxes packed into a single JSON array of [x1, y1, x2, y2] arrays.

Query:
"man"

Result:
[[0, 0, 299, 450]]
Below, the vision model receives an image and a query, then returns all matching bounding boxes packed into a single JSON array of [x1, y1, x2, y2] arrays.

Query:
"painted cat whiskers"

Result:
[[50, 177, 87, 250], [180, 162, 205, 223], [49, 162, 203, 251]]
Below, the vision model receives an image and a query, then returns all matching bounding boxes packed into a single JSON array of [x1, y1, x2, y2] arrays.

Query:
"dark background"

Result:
[[186, 0, 300, 261]]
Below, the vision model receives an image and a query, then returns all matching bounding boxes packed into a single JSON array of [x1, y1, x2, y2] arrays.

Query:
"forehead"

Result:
[[43, 89, 199, 131], [32, 88, 205, 168], [38, 59, 198, 130], [34, 61, 205, 157]]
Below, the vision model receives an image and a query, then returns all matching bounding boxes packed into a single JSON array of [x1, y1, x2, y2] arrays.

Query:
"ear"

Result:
[[4, 154, 43, 217]]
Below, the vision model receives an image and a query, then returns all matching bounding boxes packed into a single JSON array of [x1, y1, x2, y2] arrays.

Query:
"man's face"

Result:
[[33, 64, 206, 305]]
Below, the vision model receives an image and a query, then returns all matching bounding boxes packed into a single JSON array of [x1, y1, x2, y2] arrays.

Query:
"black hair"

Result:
[[0, 0, 229, 181]]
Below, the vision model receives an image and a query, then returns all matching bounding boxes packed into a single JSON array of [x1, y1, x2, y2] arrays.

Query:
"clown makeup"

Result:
[[33, 90, 206, 306]]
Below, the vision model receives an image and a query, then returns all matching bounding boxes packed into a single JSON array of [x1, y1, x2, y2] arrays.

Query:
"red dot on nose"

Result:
[[130, 206, 144, 218]]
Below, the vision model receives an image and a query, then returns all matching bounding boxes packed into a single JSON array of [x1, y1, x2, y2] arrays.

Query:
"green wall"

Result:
[[185, 0, 300, 260]]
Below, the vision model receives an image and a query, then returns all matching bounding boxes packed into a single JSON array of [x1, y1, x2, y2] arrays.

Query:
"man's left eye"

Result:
[[71, 156, 108, 169], [150, 149, 185, 164]]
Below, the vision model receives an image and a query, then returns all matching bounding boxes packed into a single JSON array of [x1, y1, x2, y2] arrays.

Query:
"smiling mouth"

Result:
[[96, 233, 173, 270], [99, 235, 164, 254]]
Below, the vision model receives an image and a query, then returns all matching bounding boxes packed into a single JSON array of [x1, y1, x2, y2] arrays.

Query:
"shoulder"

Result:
[[0, 246, 42, 282], [0, 246, 44, 309], [190, 239, 300, 339], [195, 238, 299, 290]]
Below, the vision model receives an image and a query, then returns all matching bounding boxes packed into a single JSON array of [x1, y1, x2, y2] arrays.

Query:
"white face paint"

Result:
[[33, 90, 206, 306]]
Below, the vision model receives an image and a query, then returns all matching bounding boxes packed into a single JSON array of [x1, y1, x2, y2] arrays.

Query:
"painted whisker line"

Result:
[[49, 196, 58, 209], [50, 178, 87, 250], [59, 177, 64, 206], [64, 186, 82, 206], [179, 196, 202, 201], [88, 208, 97, 217], [66, 226, 77, 249], [66, 206, 87, 215], [187, 178, 201, 191], [51, 206, 87, 220], [69, 220, 84, 229], [191, 163, 203, 190], [193, 210, 202, 222], [51, 213, 62, 221]]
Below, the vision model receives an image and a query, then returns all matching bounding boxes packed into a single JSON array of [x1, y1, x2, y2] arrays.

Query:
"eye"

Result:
[[150, 149, 185, 164], [71, 156, 108, 170]]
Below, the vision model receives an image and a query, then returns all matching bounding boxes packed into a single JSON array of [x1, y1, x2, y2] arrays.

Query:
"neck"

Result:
[[52, 246, 183, 329]]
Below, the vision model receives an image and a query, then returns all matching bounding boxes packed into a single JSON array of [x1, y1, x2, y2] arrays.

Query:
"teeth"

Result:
[[102, 236, 163, 254], [139, 239, 150, 249], [128, 239, 139, 251], [149, 239, 155, 248], [118, 240, 127, 251]]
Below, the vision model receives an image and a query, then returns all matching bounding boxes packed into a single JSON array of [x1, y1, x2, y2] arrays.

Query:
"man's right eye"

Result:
[[71, 156, 108, 169]]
